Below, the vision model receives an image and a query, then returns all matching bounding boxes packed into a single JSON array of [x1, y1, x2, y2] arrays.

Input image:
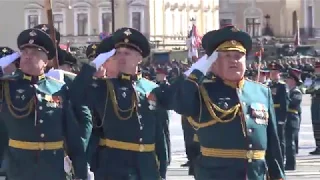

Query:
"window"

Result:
[[28, 15, 39, 28], [77, 13, 88, 36], [53, 14, 64, 33], [132, 12, 141, 31], [102, 12, 112, 33], [24, 4, 42, 29], [246, 18, 261, 37], [220, 19, 232, 28]]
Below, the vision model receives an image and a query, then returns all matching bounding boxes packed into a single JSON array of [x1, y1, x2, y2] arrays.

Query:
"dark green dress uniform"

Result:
[[172, 26, 285, 180], [73, 29, 168, 180], [306, 62, 320, 155], [0, 29, 87, 180], [0, 47, 15, 177], [155, 67, 171, 166], [268, 62, 288, 158], [285, 68, 302, 170]]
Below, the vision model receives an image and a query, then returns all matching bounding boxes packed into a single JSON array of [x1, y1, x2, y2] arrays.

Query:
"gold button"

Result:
[[39, 119, 43, 123], [39, 106, 43, 110], [248, 129, 252, 133], [139, 138, 143, 142], [138, 104, 141, 107], [249, 144, 253, 148], [40, 133, 45, 138]]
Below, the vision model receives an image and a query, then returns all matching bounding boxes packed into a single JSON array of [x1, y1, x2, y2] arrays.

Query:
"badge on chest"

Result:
[[44, 95, 63, 108], [249, 103, 269, 125]]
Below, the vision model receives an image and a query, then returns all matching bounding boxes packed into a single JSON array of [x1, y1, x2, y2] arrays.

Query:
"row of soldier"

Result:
[[0, 23, 307, 180]]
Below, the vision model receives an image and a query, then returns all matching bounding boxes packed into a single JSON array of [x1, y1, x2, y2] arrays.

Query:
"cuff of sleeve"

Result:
[[187, 69, 205, 84]]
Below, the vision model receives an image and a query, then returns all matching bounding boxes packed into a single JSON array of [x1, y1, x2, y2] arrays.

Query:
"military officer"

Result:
[[0, 28, 87, 180], [285, 68, 302, 170], [268, 61, 288, 158], [73, 28, 168, 180], [172, 25, 285, 180], [306, 62, 320, 155]]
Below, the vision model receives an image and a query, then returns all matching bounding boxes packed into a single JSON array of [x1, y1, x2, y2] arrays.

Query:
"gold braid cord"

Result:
[[106, 80, 137, 120], [187, 85, 241, 130], [4, 81, 34, 119], [93, 80, 109, 128]]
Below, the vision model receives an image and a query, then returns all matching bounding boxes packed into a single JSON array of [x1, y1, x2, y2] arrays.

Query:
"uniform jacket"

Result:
[[0, 70, 87, 180], [72, 64, 168, 180], [171, 69, 285, 180]]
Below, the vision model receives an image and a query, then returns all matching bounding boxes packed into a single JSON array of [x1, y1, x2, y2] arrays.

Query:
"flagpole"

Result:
[[111, 0, 115, 33]]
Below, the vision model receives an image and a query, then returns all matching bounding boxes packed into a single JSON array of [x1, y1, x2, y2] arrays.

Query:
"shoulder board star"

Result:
[[2, 48, 7, 53]]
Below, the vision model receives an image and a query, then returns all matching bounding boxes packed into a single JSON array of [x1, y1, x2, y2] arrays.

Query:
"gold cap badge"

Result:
[[231, 27, 239, 32], [124, 29, 132, 36], [41, 25, 48, 31], [29, 30, 37, 37]]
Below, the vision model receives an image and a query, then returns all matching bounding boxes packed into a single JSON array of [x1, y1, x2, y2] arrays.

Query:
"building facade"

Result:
[[300, 0, 320, 39], [219, 0, 301, 38], [0, 0, 150, 49], [149, 0, 220, 47]]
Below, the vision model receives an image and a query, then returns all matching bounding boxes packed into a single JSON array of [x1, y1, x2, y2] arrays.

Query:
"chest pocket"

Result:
[[248, 103, 269, 125]]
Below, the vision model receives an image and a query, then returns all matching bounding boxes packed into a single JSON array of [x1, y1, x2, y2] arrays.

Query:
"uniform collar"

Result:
[[217, 76, 245, 89], [22, 73, 46, 84], [119, 73, 142, 82]]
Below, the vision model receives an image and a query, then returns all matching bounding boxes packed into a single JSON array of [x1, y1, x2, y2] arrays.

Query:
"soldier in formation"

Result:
[[268, 62, 288, 158], [71, 28, 169, 180], [285, 68, 303, 170], [0, 28, 87, 180], [306, 62, 320, 155], [172, 25, 285, 180]]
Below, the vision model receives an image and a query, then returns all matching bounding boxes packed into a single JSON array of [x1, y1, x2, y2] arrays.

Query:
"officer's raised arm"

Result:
[[61, 85, 88, 179], [68, 36, 116, 103]]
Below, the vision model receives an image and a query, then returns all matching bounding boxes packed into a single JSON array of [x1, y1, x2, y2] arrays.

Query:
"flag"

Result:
[[187, 24, 202, 59]]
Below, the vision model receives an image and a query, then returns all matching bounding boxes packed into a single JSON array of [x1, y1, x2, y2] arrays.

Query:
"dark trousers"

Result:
[[103, 174, 139, 180], [277, 123, 286, 157], [285, 126, 299, 169], [311, 100, 320, 149]]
